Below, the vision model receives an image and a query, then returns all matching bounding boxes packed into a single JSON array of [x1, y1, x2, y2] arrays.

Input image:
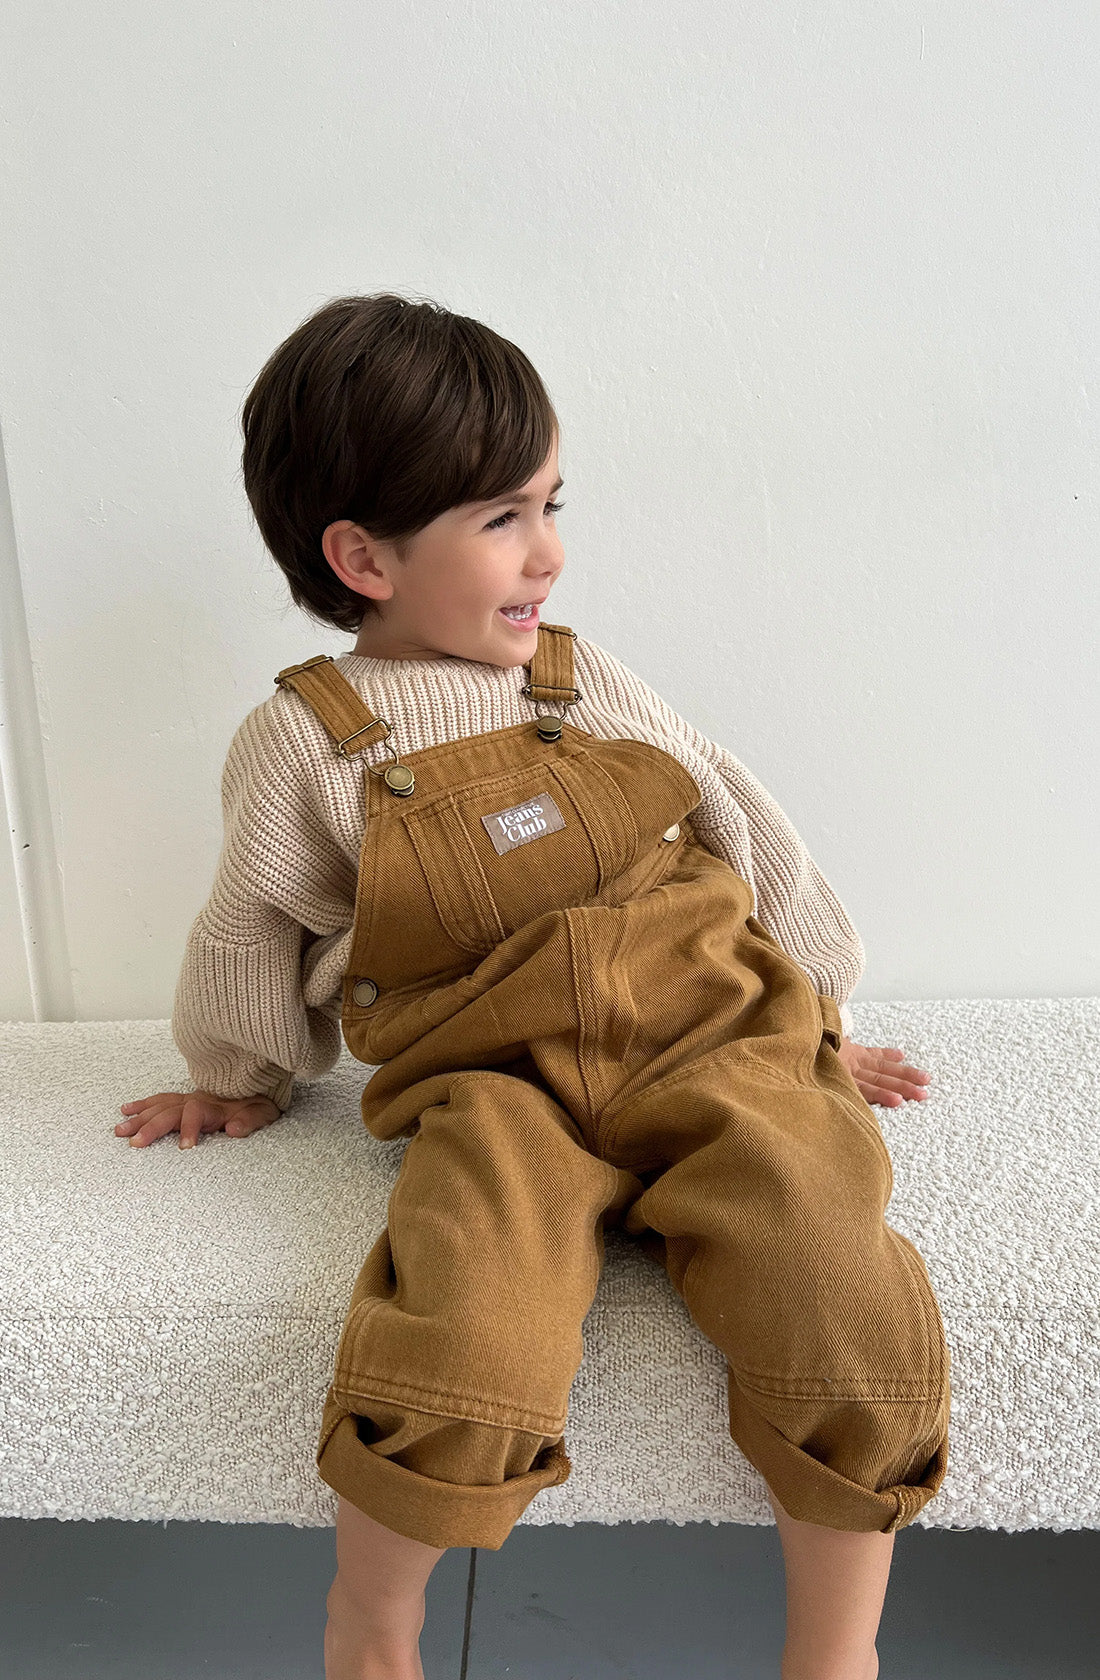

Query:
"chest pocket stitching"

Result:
[[406, 721, 596, 788], [399, 752, 637, 956], [401, 794, 502, 955], [393, 750, 594, 958], [394, 744, 591, 818], [539, 760, 624, 888], [450, 794, 508, 946], [554, 755, 641, 874], [595, 735, 705, 820]]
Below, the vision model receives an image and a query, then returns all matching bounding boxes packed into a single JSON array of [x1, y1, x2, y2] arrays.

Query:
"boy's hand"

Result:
[[114, 1090, 282, 1149], [837, 1039, 931, 1109]]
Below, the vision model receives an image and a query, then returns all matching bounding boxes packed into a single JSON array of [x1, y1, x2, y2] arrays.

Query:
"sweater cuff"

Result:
[[269, 1070, 296, 1113], [180, 1062, 296, 1115], [839, 999, 855, 1039]]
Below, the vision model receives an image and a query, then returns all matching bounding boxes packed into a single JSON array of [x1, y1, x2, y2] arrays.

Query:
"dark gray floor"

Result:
[[3, 1518, 1098, 1678]]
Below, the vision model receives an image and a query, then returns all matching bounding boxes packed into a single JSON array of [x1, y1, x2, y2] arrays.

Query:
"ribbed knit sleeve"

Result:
[[576, 639, 863, 1038], [170, 699, 359, 1113]]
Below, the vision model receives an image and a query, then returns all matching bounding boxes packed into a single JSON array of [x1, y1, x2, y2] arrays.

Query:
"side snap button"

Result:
[[351, 978, 378, 1007], [661, 824, 681, 842]]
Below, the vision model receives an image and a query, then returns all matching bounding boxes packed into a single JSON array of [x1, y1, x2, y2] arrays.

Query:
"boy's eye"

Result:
[[486, 500, 566, 532]]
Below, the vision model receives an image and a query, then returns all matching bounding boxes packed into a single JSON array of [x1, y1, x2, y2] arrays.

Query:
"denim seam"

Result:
[[569, 753, 641, 874], [334, 1066, 585, 1437], [346, 766, 384, 972], [734, 1047, 898, 1189], [597, 1033, 763, 1156], [892, 1222, 946, 1407], [598, 1028, 819, 1160], [403, 806, 492, 956], [331, 1369, 569, 1436], [565, 912, 603, 1133], [395, 737, 589, 807], [734, 1372, 946, 1402]]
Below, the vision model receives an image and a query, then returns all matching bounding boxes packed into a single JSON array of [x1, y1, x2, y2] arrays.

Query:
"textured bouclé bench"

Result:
[[2, 1000, 1097, 1532]]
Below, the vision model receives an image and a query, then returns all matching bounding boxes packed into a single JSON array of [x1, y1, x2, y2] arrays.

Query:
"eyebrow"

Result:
[[469, 476, 564, 510]]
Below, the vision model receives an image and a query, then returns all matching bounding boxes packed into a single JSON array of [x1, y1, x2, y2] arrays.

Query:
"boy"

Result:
[[117, 293, 948, 1680]]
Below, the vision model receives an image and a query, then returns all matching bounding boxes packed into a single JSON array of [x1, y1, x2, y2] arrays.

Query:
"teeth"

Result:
[[501, 603, 534, 618]]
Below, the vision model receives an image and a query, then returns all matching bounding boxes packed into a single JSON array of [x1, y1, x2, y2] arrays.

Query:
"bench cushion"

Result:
[[2, 1001, 1097, 1531]]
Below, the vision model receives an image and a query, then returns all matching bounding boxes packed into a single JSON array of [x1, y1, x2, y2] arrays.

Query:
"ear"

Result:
[[322, 520, 393, 600]]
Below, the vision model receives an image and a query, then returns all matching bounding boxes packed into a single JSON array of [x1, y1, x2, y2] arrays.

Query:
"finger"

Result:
[[892, 1065, 931, 1093], [179, 1096, 217, 1149], [857, 1050, 931, 1094], [870, 1048, 930, 1078], [862, 1071, 930, 1101], [116, 1098, 158, 1131], [117, 1100, 177, 1139], [856, 1078, 923, 1106], [116, 1114, 159, 1133], [856, 1082, 904, 1108], [127, 1113, 186, 1148], [225, 1110, 274, 1137]]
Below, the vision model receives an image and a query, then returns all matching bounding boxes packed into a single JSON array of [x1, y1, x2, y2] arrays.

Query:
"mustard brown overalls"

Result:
[[274, 624, 951, 1549]]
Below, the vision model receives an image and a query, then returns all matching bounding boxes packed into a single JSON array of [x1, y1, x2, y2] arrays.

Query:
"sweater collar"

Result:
[[336, 651, 520, 680]]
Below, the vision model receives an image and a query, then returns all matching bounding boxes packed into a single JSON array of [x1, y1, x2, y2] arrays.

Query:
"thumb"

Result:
[[225, 1099, 277, 1136]]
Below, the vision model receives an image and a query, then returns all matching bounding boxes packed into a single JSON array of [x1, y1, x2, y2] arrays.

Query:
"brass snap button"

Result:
[[382, 763, 415, 796], [661, 824, 680, 842], [351, 978, 378, 1007]]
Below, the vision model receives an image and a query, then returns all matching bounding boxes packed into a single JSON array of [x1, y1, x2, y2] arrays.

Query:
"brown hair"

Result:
[[240, 292, 560, 634]]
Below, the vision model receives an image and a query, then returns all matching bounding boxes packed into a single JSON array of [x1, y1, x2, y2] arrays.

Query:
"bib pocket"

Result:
[[401, 751, 640, 956]]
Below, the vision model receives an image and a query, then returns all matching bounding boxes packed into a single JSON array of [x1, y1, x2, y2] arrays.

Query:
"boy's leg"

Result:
[[766, 1485, 890, 1680], [605, 1037, 951, 1536], [324, 1495, 445, 1680], [317, 1066, 642, 1551]]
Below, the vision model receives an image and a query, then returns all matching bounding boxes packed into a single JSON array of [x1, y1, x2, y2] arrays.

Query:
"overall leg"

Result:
[[603, 1036, 951, 1537], [317, 1065, 641, 1551]]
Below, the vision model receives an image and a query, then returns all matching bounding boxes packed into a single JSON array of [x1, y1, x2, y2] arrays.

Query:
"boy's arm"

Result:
[[171, 919, 344, 1114], [170, 703, 356, 1112], [577, 639, 863, 1037]]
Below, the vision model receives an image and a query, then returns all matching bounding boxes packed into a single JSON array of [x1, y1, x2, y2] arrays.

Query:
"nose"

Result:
[[527, 544, 561, 592], [534, 562, 561, 597], [541, 532, 565, 577]]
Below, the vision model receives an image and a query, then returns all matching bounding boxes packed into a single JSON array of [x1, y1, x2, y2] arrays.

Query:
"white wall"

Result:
[[1, 0, 1096, 1029]]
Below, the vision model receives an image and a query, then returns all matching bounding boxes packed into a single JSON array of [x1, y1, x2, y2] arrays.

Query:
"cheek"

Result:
[[482, 576, 513, 612]]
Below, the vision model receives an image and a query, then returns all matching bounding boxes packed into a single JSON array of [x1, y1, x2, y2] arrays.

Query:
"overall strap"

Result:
[[522, 621, 579, 710], [272, 623, 578, 760], [522, 622, 581, 743], [273, 654, 390, 758]]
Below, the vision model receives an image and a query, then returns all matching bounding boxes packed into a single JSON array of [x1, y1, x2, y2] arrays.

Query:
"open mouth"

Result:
[[497, 602, 540, 629]]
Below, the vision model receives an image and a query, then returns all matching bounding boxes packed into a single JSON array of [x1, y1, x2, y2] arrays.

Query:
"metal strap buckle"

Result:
[[520, 683, 583, 705], [337, 717, 393, 760], [274, 653, 335, 688]]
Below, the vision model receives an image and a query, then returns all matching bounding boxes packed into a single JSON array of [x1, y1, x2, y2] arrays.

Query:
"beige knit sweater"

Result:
[[171, 635, 863, 1113]]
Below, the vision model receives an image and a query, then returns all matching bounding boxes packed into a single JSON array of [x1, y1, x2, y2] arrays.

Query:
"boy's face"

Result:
[[324, 443, 565, 667]]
